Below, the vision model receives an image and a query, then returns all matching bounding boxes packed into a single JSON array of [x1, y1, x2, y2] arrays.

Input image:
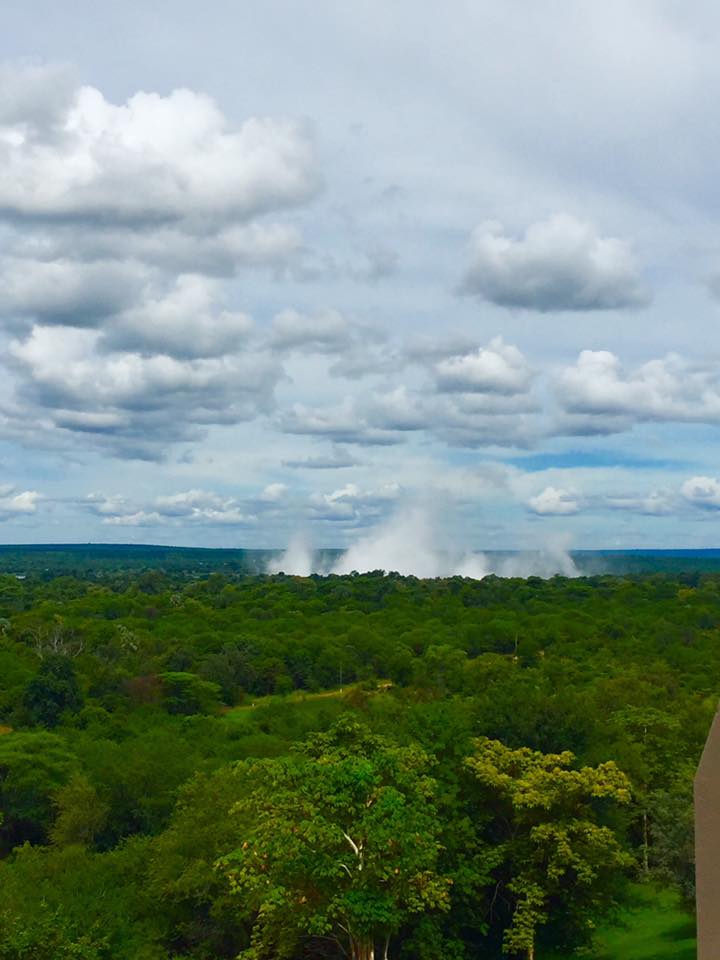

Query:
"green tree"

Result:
[[158, 671, 221, 716], [610, 706, 681, 875], [0, 731, 77, 850], [646, 777, 695, 901], [148, 765, 254, 958], [50, 773, 109, 848], [465, 737, 632, 960], [0, 838, 163, 960], [23, 655, 83, 728], [219, 718, 451, 960]]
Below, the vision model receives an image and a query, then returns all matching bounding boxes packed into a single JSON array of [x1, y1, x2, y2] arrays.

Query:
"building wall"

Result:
[[695, 710, 720, 960]]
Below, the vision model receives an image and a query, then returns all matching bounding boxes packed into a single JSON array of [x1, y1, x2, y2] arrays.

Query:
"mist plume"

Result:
[[268, 507, 578, 579]]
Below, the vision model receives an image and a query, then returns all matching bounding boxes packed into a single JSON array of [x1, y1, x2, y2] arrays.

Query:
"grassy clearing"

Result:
[[223, 685, 350, 716], [219, 685, 360, 753], [545, 886, 696, 960]]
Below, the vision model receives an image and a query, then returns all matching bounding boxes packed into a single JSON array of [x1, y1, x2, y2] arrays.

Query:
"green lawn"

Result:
[[545, 886, 696, 960]]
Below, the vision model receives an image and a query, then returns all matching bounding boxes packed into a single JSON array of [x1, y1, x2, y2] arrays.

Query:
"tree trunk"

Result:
[[642, 810, 649, 875], [351, 936, 375, 960], [527, 944, 535, 960]]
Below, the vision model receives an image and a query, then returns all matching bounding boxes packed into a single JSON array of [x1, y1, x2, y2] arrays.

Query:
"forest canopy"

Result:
[[0, 559, 709, 958]]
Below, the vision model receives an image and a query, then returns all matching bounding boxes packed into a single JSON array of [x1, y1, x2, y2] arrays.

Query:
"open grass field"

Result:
[[546, 886, 696, 960]]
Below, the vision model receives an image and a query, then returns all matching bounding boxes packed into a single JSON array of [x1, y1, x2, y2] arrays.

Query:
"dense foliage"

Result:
[[0, 561, 710, 958]]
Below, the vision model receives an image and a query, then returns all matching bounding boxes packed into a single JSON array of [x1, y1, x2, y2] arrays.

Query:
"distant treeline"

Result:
[[2, 541, 720, 579]]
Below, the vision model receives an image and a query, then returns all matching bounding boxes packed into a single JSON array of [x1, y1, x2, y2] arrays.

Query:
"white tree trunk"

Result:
[[351, 936, 375, 960]]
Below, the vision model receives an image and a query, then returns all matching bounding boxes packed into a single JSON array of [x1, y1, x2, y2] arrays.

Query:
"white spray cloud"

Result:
[[330, 508, 484, 577], [267, 532, 315, 576], [494, 535, 579, 578], [267, 506, 578, 579]]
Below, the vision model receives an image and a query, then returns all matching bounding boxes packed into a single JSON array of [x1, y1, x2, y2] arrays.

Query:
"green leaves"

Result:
[[465, 738, 632, 957], [218, 719, 450, 959], [157, 672, 222, 716], [0, 731, 78, 850]]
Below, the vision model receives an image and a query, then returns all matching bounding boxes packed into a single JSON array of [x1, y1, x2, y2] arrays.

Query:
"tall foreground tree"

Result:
[[465, 738, 632, 960], [218, 718, 451, 960]]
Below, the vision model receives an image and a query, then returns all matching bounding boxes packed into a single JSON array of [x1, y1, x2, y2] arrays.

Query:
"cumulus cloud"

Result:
[[99, 274, 253, 358], [0, 66, 329, 459], [403, 333, 482, 366], [435, 337, 533, 394], [87, 489, 256, 525], [307, 337, 541, 449], [7, 325, 281, 457], [11, 220, 306, 277], [0, 487, 42, 518], [260, 482, 288, 502], [309, 481, 400, 522], [527, 485, 580, 515], [278, 399, 403, 446], [366, 386, 427, 431], [276, 335, 541, 451], [363, 338, 540, 449], [101, 510, 163, 527], [0, 72, 320, 225], [461, 214, 649, 311], [277, 386, 538, 450], [681, 476, 720, 510], [266, 308, 393, 382], [0, 62, 77, 133], [422, 393, 540, 451], [0, 257, 144, 329], [555, 349, 720, 434]]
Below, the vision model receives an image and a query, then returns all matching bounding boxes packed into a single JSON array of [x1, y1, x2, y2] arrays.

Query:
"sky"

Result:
[[1, 0, 720, 550]]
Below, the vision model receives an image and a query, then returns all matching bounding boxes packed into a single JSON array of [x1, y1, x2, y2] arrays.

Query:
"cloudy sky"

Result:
[[1, 0, 720, 549]]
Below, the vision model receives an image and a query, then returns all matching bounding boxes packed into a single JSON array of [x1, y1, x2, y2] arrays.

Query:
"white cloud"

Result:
[[309, 481, 400, 522], [278, 399, 403, 446], [0, 257, 144, 328], [0, 67, 327, 461], [0, 75, 320, 224], [555, 350, 720, 434], [366, 386, 427, 431], [260, 482, 288, 502], [419, 395, 540, 449], [9, 220, 306, 277], [682, 476, 720, 510], [100, 274, 253, 358], [0, 62, 77, 133], [527, 485, 580, 515], [87, 489, 256, 525], [2, 10, 720, 552], [435, 337, 533, 394], [0, 488, 41, 517], [7, 324, 281, 457], [102, 510, 163, 527], [461, 214, 648, 312], [605, 491, 674, 515]]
